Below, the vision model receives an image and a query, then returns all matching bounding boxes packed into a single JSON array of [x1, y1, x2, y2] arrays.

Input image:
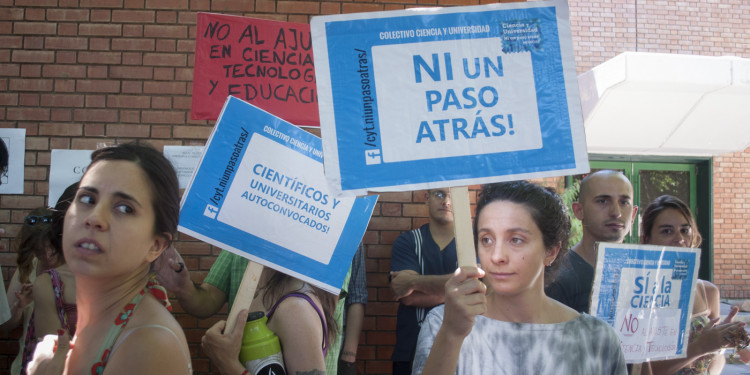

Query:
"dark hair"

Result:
[[474, 181, 571, 286], [641, 195, 702, 247], [84, 142, 179, 242], [261, 272, 338, 347], [48, 181, 80, 255], [15, 207, 55, 283]]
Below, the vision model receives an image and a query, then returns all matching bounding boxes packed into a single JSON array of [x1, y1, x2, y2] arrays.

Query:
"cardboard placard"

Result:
[[311, 0, 588, 195], [590, 243, 700, 363], [191, 13, 319, 127], [179, 96, 377, 293]]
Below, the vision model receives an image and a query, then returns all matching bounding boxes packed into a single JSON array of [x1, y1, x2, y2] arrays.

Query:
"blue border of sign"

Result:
[[178, 96, 378, 292]]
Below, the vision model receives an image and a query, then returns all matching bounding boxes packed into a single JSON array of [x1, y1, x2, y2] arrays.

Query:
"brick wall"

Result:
[[712, 150, 750, 299], [566, 0, 750, 299], [1, 0, 749, 374]]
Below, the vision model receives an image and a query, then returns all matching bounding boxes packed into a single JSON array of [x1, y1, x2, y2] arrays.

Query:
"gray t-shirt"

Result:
[[412, 305, 627, 375]]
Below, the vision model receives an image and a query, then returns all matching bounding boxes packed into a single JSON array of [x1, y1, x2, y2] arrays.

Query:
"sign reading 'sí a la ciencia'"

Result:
[[312, 0, 588, 195], [590, 243, 700, 363], [178, 96, 378, 293]]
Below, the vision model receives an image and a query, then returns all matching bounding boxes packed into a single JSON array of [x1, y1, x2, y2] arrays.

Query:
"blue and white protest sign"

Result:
[[311, 0, 588, 195], [178, 96, 378, 293], [590, 243, 700, 363]]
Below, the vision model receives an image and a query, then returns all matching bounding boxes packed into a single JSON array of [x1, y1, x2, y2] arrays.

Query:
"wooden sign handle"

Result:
[[225, 260, 265, 332], [449, 186, 477, 268]]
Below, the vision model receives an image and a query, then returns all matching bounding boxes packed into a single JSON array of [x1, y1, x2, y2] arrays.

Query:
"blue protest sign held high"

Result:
[[312, 0, 589, 195], [179, 96, 378, 293]]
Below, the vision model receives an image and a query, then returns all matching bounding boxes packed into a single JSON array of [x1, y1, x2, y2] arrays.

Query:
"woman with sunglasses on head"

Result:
[[642, 195, 749, 374], [28, 143, 191, 375], [412, 181, 626, 375], [2, 206, 74, 375], [19, 203, 78, 375]]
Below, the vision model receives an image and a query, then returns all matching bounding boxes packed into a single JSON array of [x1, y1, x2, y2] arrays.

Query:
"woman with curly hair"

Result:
[[412, 181, 626, 375]]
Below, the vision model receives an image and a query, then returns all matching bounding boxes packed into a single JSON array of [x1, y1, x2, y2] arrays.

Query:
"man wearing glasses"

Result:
[[389, 189, 458, 375]]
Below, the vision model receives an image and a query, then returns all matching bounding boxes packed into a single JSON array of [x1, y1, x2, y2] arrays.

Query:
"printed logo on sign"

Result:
[[204, 204, 219, 219], [500, 19, 543, 53], [672, 259, 689, 280], [364, 149, 382, 165]]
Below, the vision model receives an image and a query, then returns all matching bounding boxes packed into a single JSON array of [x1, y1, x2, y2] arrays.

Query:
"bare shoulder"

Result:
[[268, 292, 326, 340], [272, 293, 324, 321], [104, 325, 191, 375], [698, 279, 720, 305], [699, 279, 719, 295], [130, 294, 187, 338], [699, 279, 721, 315], [105, 296, 191, 374]]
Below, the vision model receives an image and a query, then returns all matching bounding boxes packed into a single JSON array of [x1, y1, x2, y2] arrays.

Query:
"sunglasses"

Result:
[[430, 191, 451, 200], [24, 215, 53, 225]]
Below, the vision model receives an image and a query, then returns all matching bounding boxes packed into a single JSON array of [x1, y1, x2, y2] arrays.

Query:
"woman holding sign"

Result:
[[642, 195, 749, 374], [198, 264, 337, 375], [27, 143, 192, 374], [412, 181, 626, 375]]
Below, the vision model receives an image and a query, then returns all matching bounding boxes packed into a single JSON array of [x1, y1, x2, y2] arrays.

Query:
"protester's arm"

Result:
[[389, 232, 452, 307], [419, 267, 485, 375], [269, 296, 328, 375], [391, 270, 452, 307], [340, 243, 368, 366], [706, 281, 727, 374], [340, 303, 364, 364], [153, 245, 227, 318]]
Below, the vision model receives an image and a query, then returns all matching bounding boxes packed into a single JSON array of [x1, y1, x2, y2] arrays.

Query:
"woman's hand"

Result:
[[722, 305, 741, 324], [26, 329, 71, 375], [152, 245, 191, 293], [720, 305, 750, 364], [14, 283, 33, 310], [202, 309, 248, 375], [441, 266, 487, 340], [692, 317, 746, 354]]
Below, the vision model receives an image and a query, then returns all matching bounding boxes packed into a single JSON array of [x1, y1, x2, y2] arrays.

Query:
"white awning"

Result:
[[578, 52, 750, 156]]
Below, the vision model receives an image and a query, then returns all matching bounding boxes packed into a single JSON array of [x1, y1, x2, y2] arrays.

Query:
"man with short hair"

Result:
[[546, 170, 638, 313], [390, 189, 457, 375]]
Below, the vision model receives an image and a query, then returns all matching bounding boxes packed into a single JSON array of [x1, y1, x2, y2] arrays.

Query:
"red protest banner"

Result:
[[191, 13, 318, 126]]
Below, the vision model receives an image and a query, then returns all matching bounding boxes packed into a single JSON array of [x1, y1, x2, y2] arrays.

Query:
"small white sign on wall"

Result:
[[0, 128, 26, 195]]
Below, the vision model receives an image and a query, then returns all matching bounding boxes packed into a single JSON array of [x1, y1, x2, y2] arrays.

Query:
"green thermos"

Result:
[[239, 311, 287, 375]]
